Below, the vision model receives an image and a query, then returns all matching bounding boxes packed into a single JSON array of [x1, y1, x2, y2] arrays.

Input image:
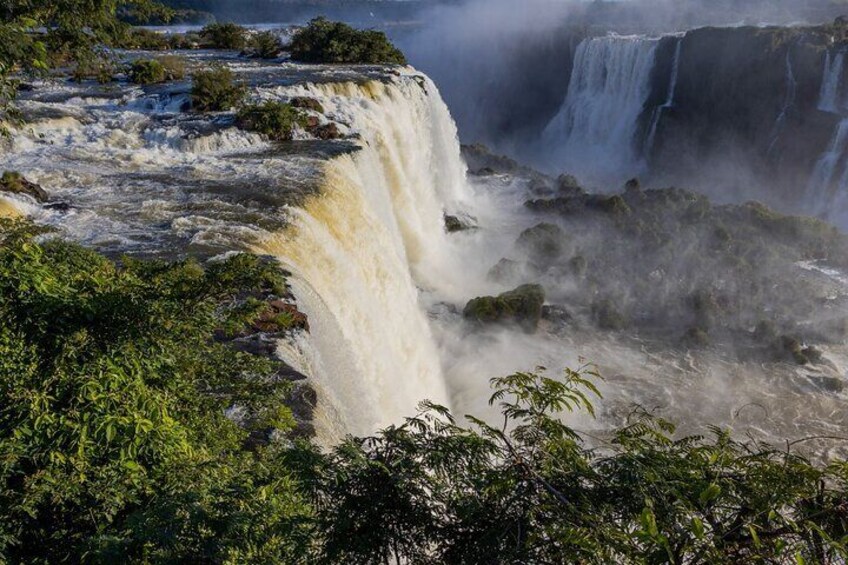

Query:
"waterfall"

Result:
[[644, 37, 683, 160], [806, 118, 848, 216], [255, 74, 468, 437], [542, 35, 659, 183], [767, 44, 798, 155], [808, 51, 848, 220], [818, 51, 845, 114]]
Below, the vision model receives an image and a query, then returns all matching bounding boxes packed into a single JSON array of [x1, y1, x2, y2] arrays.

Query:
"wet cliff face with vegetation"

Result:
[[2, 4, 848, 562]]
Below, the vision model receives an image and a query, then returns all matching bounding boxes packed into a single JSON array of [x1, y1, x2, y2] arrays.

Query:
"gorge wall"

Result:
[[410, 21, 848, 226]]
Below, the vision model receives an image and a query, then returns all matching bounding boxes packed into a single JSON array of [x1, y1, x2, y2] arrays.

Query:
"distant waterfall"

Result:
[[808, 51, 848, 222], [256, 75, 467, 437], [768, 43, 798, 155], [644, 38, 683, 160], [542, 35, 659, 183], [818, 51, 845, 114]]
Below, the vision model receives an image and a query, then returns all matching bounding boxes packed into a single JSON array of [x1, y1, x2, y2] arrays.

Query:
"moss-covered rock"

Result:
[[463, 284, 545, 332], [592, 298, 628, 331], [516, 223, 567, 265], [0, 172, 48, 202], [290, 97, 324, 113]]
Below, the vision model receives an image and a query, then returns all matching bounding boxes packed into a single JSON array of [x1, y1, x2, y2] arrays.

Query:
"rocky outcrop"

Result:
[[463, 284, 546, 332], [0, 171, 48, 202], [643, 26, 837, 208]]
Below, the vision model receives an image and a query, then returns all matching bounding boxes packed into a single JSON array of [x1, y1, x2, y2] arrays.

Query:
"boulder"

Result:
[[592, 298, 628, 331], [487, 258, 523, 283], [290, 96, 324, 113], [444, 213, 477, 233], [463, 284, 545, 332], [557, 174, 585, 197], [0, 171, 48, 202], [516, 222, 567, 265], [310, 122, 341, 140]]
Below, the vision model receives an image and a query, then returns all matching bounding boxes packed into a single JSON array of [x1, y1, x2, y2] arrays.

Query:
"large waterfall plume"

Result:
[[541, 35, 659, 184], [255, 75, 469, 438]]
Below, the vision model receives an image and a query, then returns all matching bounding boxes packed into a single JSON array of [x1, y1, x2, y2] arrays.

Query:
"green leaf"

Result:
[[699, 483, 721, 506]]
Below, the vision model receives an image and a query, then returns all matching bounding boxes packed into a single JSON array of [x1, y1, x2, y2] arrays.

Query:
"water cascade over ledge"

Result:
[[256, 76, 468, 437], [542, 35, 659, 184]]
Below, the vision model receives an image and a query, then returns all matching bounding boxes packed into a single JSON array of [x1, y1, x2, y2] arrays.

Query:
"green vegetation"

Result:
[[289, 17, 407, 65], [200, 22, 248, 50], [190, 65, 246, 112], [117, 27, 171, 51], [0, 1, 169, 123], [0, 237, 845, 564], [236, 101, 309, 141], [464, 284, 546, 332], [128, 56, 185, 84], [0, 219, 311, 562], [248, 30, 285, 59]]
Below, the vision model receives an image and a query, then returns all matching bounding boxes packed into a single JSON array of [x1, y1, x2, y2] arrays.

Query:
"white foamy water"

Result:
[[2, 56, 847, 455], [542, 35, 659, 184], [819, 50, 845, 114], [251, 75, 471, 437]]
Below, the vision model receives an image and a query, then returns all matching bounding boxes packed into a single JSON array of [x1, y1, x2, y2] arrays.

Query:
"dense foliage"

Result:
[[290, 17, 407, 65], [0, 0, 169, 122], [191, 65, 246, 112], [200, 22, 247, 50], [248, 30, 285, 59], [1, 221, 847, 563], [128, 56, 185, 84], [236, 101, 309, 141], [0, 220, 312, 562]]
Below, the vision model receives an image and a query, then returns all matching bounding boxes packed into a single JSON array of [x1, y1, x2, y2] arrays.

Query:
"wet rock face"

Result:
[[644, 26, 837, 206], [463, 284, 546, 333], [506, 163, 848, 363], [0, 171, 48, 202], [516, 223, 569, 265], [290, 96, 325, 113]]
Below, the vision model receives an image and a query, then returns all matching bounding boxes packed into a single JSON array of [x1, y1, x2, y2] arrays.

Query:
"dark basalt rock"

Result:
[[444, 213, 477, 233], [516, 222, 568, 265], [487, 258, 523, 283], [464, 284, 546, 333], [591, 298, 628, 331], [290, 96, 325, 113], [310, 122, 342, 140], [0, 171, 48, 202]]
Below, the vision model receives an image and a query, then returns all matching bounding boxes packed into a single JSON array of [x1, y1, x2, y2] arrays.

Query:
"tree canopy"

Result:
[[1, 219, 847, 563], [290, 16, 408, 65]]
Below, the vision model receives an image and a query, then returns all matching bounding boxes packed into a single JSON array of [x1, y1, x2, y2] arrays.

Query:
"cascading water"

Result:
[[808, 50, 848, 222], [542, 35, 659, 184], [819, 51, 845, 114], [644, 37, 683, 160], [768, 43, 798, 155], [255, 75, 468, 437]]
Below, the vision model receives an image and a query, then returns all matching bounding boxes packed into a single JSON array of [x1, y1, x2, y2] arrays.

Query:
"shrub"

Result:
[[248, 30, 284, 59], [71, 58, 117, 84], [236, 101, 308, 141], [117, 28, 171, 51], [168, 31, 202, 50], [0, 219, 311, 563], [289, 17, 407, 65], [200, 22, 248, 50], [191, 65, 247, 112], [128, 58, 165, 84], [128, 56, 186, 85]]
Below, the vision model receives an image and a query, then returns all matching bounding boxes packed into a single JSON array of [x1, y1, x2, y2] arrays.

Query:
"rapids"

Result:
[[1, 49, 846, 457]]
